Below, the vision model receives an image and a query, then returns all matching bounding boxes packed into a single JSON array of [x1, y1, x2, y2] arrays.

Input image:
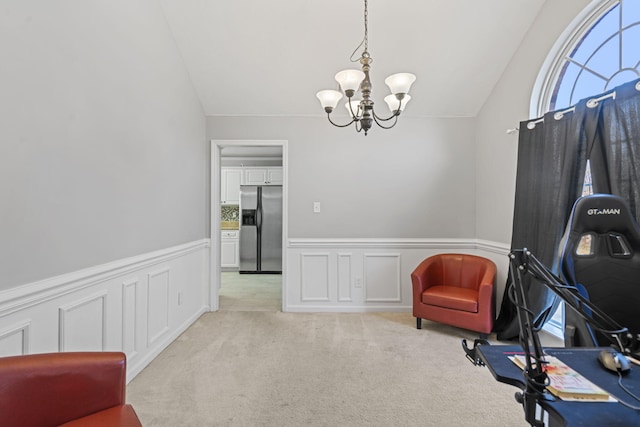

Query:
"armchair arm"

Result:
[[477, 263, 497, 314], [411, 256, 441, 295], [0, 352, 127, 427], [412, 256, 446, 315]]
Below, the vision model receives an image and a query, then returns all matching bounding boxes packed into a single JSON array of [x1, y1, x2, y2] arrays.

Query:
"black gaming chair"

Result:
[[557, 194, 640, 348]]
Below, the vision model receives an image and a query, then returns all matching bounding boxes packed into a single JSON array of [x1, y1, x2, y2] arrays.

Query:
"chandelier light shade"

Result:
[[334, 69, 366, 96], [316, 90, 343, 111], [315, 0, 416, 135], [385, 73, 416, 96], [384, 94, 411, 113]]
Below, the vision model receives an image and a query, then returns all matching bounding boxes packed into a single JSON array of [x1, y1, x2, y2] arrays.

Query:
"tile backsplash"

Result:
[[221, 205, 239, 221]]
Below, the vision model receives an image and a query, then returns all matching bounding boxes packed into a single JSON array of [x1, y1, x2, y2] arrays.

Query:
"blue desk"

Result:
[[477, 345, 640, 426]]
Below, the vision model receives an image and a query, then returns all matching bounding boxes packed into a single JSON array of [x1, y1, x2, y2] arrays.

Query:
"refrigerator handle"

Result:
[[256, 203, 263, 231]]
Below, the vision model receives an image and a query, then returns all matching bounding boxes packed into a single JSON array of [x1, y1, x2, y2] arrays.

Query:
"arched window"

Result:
[[535, 0, 640, 116]]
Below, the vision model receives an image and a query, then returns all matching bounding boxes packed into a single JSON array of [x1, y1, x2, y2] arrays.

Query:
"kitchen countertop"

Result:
[[221, 221, 239, 230]]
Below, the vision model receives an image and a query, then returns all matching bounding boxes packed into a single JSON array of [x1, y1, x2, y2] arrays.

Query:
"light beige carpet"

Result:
[[128, 310, 526, 426]]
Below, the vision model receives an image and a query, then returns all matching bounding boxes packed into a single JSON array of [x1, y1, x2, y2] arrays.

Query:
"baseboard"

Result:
[[285, 305, 413, 313]]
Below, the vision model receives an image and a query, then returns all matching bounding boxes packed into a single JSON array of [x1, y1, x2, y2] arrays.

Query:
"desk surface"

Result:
[[477, 345, 640, 426]]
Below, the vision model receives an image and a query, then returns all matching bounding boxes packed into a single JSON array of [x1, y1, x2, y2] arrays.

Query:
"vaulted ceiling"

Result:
[[159, 0, 546, 118]]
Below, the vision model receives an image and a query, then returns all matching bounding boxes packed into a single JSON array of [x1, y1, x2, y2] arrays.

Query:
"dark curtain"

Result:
[[589, 79, 640, 215], [495, 78, 640, 340], [494, 103, 590, 340]]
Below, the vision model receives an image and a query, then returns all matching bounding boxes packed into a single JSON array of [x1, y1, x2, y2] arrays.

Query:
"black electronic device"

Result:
[[598, 349, 631, 375]]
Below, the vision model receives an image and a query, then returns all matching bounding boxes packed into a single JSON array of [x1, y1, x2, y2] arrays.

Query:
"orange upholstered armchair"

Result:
[[0, 352, 142, 427], [411, 253, 496, 336]]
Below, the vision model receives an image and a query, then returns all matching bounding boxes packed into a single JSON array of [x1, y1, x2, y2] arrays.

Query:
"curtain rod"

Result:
[[506, 81, 640, 134]]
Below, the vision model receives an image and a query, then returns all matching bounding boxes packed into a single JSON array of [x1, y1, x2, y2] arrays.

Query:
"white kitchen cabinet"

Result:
[[243, 167, 282, 185], [221, 230, 239, 268], [266, 168, 283, 185], [221, 168, 243, 204]]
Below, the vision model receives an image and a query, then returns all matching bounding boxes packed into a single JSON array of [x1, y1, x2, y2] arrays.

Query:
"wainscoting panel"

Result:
[[122, 278, 139, 360], [300, 253, 330, 302], [0, 321, 30, 357], [147, 269, 170, 347], [59, 292, 107, 352], [0, 239, 210, 382], [363, 254, 401, 303], [286, 238, 510, 312], [337, 253, 352, 302]]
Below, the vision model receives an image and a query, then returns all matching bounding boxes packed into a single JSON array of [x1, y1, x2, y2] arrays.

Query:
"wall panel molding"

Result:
[[0, 321, 30, 357], [337, 253, 352, 302], [363, 253, 401, 303], [147, 268, 171, 347], [58, 292, 107, 352], [122, 278, 139, 360], [0, 239, 210, 383], [285, 237, 510, 312], [300, 253, 330, 302]]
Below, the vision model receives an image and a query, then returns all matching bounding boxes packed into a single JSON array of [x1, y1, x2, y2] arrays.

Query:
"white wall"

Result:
[[475, 0, 593, 245], [207, 115, 477, 239], [0, 1, 207, 291]]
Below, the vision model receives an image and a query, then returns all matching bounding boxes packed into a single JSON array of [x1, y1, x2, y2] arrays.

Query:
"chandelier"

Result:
[[315, 0, 416, 135]]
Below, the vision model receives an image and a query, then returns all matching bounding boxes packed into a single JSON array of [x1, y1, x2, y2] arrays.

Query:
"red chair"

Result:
[[0, 352, 142, 427], [411, 253, 496, 336]]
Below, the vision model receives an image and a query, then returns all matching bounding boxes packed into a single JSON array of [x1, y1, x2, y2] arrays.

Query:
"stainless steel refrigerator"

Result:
[[239, 185, 282, 274]]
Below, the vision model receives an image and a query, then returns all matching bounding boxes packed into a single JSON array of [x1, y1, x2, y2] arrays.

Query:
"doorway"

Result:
[[218, 272, 282, 311], [210, 140, 288, 312]]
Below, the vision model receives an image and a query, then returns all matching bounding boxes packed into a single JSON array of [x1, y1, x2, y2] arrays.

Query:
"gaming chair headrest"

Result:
[[564, 194, 640, 240]]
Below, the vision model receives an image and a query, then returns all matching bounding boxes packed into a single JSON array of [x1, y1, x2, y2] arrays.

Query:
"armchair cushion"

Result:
[[59, 404, 141, 427], [422, 286, 478, 313]]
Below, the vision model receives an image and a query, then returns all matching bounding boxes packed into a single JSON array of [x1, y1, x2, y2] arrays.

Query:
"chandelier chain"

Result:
[[350, 0, 370, 62], [364, 0, 368, 53]]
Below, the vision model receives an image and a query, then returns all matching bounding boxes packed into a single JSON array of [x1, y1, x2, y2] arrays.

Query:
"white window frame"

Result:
[[530, 0, 621, 118]]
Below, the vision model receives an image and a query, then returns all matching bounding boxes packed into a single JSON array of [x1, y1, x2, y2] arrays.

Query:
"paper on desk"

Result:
[[509, 355, 617, 403]]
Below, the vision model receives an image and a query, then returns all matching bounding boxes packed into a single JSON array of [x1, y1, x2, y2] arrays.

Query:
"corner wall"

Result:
[[0, 1, 207, 292], [474, 0, 593, 245]]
